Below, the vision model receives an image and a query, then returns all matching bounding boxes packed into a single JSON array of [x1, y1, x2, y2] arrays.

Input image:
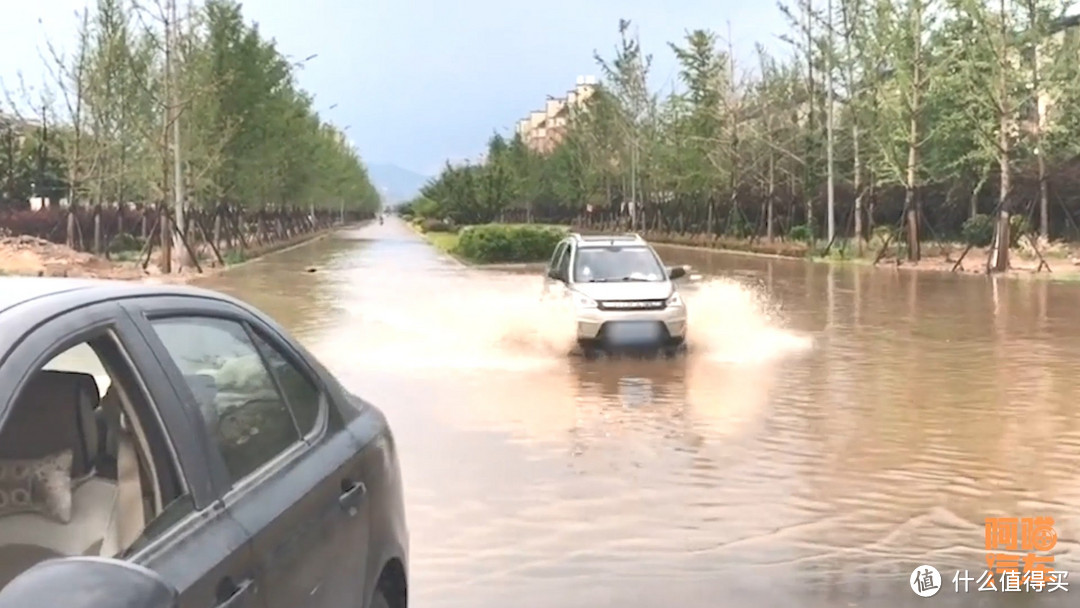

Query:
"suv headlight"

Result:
[[572, 292, 598, 309], [666, 291, 684, 307]]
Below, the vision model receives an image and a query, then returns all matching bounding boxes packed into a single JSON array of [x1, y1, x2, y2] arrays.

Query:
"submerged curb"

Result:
[[174, 221, 371, 285]]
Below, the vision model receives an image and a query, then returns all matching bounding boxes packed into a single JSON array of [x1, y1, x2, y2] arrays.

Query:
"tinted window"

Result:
[[250, 331, 322, 437], [150, 317, 302, 484], [573, 246, 665, 282]]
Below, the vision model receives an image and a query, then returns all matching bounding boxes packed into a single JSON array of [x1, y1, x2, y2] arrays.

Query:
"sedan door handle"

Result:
[[215, 578, 256, 608], [339, 479, 367, 511]]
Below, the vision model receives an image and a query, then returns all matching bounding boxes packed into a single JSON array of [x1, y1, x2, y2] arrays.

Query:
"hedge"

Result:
[[455, 224, 567, 263]]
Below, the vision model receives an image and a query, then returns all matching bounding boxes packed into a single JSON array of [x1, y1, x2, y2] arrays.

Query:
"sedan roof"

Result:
[[0, 277, 237, 318]]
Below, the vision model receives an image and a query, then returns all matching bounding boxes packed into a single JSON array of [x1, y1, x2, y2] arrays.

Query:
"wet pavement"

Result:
[[201, 218, 1080, 607]]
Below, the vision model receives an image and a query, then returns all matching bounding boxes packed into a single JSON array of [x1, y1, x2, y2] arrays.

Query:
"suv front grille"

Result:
[[597, 299, 667, 311]]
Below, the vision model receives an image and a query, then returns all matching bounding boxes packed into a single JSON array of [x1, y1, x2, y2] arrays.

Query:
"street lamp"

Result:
[[289, 53, 318, 69]]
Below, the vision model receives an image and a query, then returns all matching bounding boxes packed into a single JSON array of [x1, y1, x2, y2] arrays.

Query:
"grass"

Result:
[[223, 249, 248, 265], [110, 249, 143, 262], [424, 231, 460, 256]]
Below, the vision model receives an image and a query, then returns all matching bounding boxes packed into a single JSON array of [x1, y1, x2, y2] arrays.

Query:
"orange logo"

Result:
[[969, 517, 1067, 592]]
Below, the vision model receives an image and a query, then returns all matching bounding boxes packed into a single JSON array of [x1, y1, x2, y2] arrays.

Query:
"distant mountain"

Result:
[[366, 163, 431, 205]]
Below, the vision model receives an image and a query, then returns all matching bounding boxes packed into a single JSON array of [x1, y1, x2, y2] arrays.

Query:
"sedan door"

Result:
[[0, 300, 259, 608], [122, 298, 372, 608]]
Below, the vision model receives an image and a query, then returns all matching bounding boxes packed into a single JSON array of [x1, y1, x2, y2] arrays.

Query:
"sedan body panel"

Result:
[[228, 428, 372, 608], [119, 293, 381, 608]]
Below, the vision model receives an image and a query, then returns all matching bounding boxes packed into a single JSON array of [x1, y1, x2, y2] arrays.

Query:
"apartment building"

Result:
[[0, 112, 42, 149], [516, 75, 597, 154]]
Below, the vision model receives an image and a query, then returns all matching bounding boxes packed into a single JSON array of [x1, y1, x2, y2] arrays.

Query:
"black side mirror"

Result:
[[0, 557, 179, 608], [547, 269, 561, 281], [668, 265, 687, 280]]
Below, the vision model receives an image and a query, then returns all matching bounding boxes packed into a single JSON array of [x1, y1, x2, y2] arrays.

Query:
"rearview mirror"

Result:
[[0, 557, 179, 608], [547, 268, 561, 281], [668, 265, 687, 280]]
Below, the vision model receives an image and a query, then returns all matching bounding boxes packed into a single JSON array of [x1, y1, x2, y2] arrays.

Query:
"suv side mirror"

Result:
[[547, 268, 562, 281], [667, 265, 687, 280], [0, 557, 179, 608]]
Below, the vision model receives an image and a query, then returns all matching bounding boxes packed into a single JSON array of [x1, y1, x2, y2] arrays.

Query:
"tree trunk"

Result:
[[66, 209, 76, 249], [990, 112, 1012, 272], [160, 204, 172, 274], [905, 0, 923, 262], [93, 204, 102, 254], [767, 152, 776, 242], [853, 121, 863, 255]]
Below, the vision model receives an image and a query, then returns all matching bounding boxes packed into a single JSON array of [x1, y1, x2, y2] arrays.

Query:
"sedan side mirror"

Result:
[[667, 265, 687, 280], [0, 557, 179, 608]]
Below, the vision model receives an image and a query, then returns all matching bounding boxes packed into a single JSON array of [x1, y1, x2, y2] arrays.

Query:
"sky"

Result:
[[0, 0, 791, 177]]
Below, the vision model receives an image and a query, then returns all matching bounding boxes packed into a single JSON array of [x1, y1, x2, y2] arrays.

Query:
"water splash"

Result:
[[681, 278, 815, 364], [321, 269, 577, 371], [319, 264, 811, 372]]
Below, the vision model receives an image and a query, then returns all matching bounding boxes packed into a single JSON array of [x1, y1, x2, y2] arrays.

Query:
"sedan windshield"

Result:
[[573, 246, 665, 282]]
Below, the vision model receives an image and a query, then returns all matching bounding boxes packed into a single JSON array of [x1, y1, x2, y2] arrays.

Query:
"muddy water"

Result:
[[202, 219, 1080, 607]]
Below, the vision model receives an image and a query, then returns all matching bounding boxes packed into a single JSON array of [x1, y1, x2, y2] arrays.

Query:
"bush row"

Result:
[[574, 228, 812, 258], [454, 224, 567, 263]]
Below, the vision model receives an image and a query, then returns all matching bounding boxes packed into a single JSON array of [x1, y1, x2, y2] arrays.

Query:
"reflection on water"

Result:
[[200, 220, 1080, 607]]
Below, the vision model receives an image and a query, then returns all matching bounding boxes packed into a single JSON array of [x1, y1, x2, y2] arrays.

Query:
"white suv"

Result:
[[543, 233, 689, 356]]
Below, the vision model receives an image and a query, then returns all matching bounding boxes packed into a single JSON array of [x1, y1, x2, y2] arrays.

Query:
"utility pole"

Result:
[[630, 142, 638, 230], [825, 0, 836, 244], [38, 103, 47, 205], [3, 125, 13, 205], [167, 0, 186, 270]]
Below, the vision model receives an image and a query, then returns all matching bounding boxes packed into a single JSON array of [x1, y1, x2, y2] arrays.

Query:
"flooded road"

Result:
[[202, 218, 1080, 607]]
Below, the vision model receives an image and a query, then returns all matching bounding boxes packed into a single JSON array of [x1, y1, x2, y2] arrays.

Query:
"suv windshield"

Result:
[[573, 246, 665, 282]]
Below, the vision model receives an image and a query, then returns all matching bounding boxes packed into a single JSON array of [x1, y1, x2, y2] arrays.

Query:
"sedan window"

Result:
[[149, 316, 303, 485], [248, 332, 322, 438], [0, 331, 188, 588]]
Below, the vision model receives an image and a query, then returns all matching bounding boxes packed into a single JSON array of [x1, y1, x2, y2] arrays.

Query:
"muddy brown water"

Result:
[[199, 218, 1080, 607]]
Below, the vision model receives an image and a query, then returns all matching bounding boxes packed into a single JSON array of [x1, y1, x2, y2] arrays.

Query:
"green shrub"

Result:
[[788, 224, 813, 242], [108, 233, 144, 253], [961, 214, 995, 247], [421, 218, 456, 233], [455, 224, 566, 263], [725, 215, 754, 239], [1009, 214, 1031, 247]]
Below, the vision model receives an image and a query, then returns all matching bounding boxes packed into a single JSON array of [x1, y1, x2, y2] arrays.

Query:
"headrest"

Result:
[[0, 370, 100, 478]]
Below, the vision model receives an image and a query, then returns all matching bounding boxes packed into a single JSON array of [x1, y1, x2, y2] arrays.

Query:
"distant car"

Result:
[[0, 278, 407, 608], [543, 233, 689, 357]]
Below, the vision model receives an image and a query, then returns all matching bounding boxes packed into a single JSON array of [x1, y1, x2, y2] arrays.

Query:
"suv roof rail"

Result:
[[570, 232, 645, 243]]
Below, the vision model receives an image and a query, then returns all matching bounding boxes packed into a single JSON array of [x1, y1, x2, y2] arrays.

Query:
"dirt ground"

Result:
[[871, 238, 1080, 281], [0, 232, 221, 284], [0, 229, 337, 285]]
